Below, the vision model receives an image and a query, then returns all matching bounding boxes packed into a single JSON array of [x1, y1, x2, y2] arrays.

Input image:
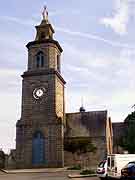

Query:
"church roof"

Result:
[[65, 110, 107, 138]]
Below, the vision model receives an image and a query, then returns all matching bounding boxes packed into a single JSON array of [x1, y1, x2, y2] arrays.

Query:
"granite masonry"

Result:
[[9, 12, 114, 169]]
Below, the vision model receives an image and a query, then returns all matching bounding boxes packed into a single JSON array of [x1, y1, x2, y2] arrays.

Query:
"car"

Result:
[[121, 161, 135, 179], [97, 160, 108, 179]]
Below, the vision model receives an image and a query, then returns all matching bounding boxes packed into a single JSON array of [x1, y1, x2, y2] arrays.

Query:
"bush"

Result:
[[67, 165, 81, 170], [80, 169, 95, 175]]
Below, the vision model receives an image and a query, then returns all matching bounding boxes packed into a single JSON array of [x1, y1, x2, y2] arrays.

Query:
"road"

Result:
[[0, 172, 99, 180]]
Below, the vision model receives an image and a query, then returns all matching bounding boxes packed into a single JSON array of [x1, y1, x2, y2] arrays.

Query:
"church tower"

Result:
[[16, 7, 66, 168]]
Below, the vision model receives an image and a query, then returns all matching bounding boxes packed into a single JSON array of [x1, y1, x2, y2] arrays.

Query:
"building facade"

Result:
[[16, 13, 66, 168], [64, 110, 113, 168], [15, 12, 113, 169]]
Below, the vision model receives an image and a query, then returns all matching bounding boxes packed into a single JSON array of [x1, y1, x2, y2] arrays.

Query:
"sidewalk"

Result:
[[0, 169, 7, 174], [2, 168, 98, 178], [2, 167, 68, 174], [68, 173, 97, 178]]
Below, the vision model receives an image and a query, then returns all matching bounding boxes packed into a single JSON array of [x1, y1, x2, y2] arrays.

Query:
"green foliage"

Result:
[[67, 164, 81, 170], [64, 138, 97, 154], [80, 169, 95, 175], [120, 122, 135, 153], [120, 112, 135, 153], [125, 111, 135, 123]]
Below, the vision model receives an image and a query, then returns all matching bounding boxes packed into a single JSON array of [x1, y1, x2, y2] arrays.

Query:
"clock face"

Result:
[[33, 87, 46, 99], [35, 89, 43, 97]]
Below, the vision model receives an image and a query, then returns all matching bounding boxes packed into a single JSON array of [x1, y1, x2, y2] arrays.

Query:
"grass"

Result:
[[67, 165, 81, 170], [80, 169, 95, 175]]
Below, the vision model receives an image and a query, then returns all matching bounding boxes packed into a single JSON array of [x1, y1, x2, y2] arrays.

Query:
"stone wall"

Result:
[[16, 69, 65, 168], [27, 42, 61, 71], [65, 111, 107, 138], [64, 137, 107, 169]]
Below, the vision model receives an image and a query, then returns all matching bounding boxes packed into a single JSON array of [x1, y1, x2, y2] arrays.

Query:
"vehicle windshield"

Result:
[[98, 161, 106, 168], [128, 162, 135, 168], [124, 162, 135, 168]]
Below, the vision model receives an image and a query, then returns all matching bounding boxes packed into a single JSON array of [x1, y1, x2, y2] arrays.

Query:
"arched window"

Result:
[[32, 131, 45, 165], [36, 51, 44, 68]]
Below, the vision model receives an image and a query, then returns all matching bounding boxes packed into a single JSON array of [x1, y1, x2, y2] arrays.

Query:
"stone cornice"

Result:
[[26, 39, 63, 52], [21, 69, 66, 84]]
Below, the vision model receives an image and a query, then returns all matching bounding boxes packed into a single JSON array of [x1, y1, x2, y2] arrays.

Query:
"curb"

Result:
[[68, 174, 97, 178], [1, 168, 69, 174], [0, 169, 8, 174]]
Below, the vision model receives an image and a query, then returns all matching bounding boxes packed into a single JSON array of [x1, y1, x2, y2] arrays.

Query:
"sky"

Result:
[[0, 0, 135, 153]]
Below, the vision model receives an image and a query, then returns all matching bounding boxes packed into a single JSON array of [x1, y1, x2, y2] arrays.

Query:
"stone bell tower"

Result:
[[16, 7, 66, 168]]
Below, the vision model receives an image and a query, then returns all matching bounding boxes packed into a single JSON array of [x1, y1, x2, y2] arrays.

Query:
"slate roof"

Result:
[[65, 110, 107, 138]]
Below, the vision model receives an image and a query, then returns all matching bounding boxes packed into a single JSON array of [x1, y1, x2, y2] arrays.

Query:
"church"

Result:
[[14, 8, 113, 169]]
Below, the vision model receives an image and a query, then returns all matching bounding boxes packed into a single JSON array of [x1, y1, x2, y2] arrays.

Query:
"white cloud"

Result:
[[49, 9, 80, 16], [62, 42, 135, 122], [57, 26, 133, 48], [0, 15, 35, 26], [1, 4, 135, 152], [0, 15, 133, 48], [0, 69, 21, 153], [100, 0, 132, 35]]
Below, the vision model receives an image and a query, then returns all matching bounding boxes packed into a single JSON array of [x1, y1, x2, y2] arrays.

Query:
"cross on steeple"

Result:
[[79, 97, 86, 112], [42, 5, 49, 21]]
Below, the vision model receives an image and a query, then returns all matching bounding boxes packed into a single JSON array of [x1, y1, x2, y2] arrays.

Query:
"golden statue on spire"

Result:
[[42, 5, 48, 21]]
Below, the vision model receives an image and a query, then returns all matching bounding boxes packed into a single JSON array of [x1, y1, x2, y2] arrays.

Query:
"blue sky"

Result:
[[0, 0, 135, 153]]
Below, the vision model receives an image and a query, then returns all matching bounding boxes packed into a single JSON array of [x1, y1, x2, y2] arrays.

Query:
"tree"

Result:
[[64, 137, 97, 168], [125, 111, 135, 122], [120, 111, 135, 153]]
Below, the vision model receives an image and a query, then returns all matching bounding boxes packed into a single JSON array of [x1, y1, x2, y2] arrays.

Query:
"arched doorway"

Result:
[[32, 131, 45, 165]]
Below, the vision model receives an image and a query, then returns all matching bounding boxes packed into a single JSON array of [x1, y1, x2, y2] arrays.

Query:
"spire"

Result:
[[41, 5, 49, 24], [35, 5, 55, 41], [79, 97, 86, 112], [81, 97, 84, 107], [26, 6, 63, 53]]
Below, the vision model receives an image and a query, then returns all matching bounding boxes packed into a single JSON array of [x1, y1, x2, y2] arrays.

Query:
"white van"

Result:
[[97, 160, 108, 179], [107, 154, 135, 178]]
